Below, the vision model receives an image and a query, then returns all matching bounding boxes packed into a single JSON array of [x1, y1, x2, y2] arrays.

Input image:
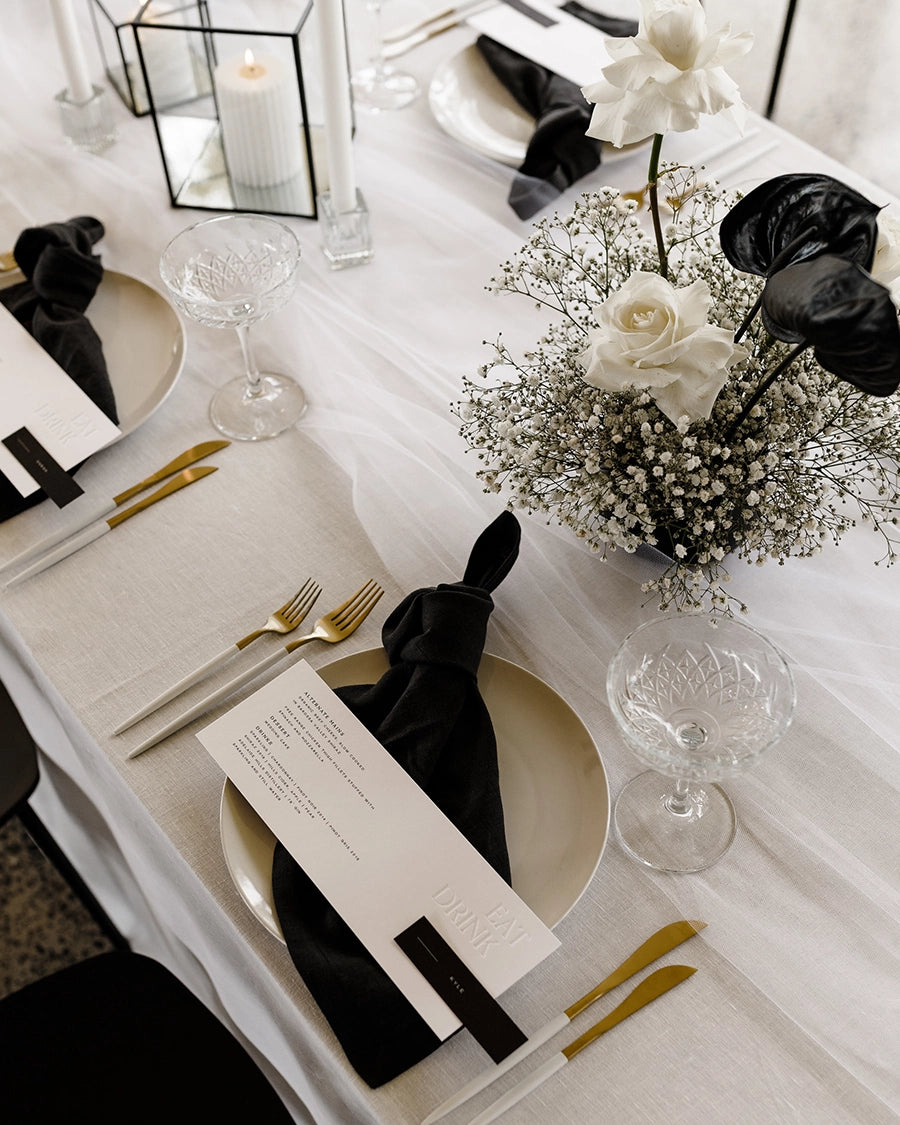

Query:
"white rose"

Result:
[[871, 208, 900, 309], [579, 271, 748, 424], [581, 0, 753, 147]]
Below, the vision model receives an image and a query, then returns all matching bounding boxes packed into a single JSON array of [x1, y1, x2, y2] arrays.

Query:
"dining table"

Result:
[[1, 2, 898, 1122]]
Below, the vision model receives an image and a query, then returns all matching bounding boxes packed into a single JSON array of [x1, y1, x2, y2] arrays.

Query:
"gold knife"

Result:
[[5, 466, 218, 586], [0, 441, 229, 578], [421, 920, 705, 1124], [464, 966, 697, 1125]]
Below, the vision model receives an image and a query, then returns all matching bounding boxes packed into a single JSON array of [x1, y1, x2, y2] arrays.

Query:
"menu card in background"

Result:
[[468, 0, 615, 86], [197, 659, 561, 1040], [0, 305, 120, 496]]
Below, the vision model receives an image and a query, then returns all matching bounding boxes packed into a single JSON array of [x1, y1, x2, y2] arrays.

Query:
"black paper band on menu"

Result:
[[2, 427, 84, 508], [500, 0, 558, 26], [395, 917, 528, 1063]]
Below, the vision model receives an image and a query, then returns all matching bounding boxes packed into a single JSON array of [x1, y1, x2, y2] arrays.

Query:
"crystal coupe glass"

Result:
[[160, 214, 305, 441], [607, 613, 796, 873]]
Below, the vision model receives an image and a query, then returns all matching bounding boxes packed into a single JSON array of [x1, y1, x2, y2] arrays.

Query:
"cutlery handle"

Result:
[[5, 521, 110, 587], [113, 644, 240, 735], [0, 498, 115, 579], [421, 1013, 568, 1125], [125, 645, 295, 759], [467, 1055, 566, 1125]]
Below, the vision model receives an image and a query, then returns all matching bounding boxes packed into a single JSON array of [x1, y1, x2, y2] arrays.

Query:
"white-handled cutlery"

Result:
[[421, 919, 705, 1124], [4, 465, 219, 587], [0, 440, 230, 581], [113, 578, 322, 735], [382, 1, 495, 57], [383, 0, 495, 43], [123, 580, 384, 759], [462, 965, 697, 1125]]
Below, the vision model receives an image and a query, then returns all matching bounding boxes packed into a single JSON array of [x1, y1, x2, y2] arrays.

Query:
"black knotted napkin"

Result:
[[476, 4, 638, 220], [271, 511, 522, 1087], [0, 216, 116, 522]]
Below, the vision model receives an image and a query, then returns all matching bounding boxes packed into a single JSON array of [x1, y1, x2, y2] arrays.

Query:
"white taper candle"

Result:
[[49, 0, 95, 105], [314, 0, 358, 214]]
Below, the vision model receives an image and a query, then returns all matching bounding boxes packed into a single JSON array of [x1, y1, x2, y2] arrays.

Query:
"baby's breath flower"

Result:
[[454, 174, 900, 614]]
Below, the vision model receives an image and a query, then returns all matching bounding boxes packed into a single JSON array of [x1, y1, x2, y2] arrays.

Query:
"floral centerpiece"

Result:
[[456, 0, 900, 611]]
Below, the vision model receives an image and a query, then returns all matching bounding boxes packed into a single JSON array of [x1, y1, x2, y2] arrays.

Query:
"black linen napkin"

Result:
[[0, 216, 117, 522], [271, 511, 522, 1087], [476, 4, 638, 220]]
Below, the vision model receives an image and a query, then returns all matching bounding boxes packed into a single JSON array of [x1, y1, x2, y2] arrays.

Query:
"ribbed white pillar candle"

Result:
[[214, 49, 305, 188]]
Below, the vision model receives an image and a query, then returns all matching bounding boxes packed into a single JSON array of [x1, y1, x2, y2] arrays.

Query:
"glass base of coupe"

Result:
[[457, 0, 900, 614]]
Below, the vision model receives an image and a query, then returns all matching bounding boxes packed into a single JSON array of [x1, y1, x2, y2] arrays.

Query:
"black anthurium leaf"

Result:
[[720, 174, 882, 278], [761, 254, 900, 396]]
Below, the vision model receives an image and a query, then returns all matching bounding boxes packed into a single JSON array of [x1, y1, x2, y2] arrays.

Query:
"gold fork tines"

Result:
[[235, 578, 321, 648], [126, 580, 385, 759], [113, 578, 322, 735]]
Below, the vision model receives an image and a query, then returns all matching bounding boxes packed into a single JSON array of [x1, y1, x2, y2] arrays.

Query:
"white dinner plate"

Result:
[[219, 648, 609, 941], [0, 267, 185, 440], [428, 44, 648, 167]]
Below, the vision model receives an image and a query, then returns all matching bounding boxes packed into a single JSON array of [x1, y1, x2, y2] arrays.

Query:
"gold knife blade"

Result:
[[0, 441, 230, 581], [421, 920, 705, 1125], [112, 440, 230, 505], [5, 466, 218, 586], [465, 967, 697, 1125], [108, 465, 218, 527], [565, 919, 705, 1019]]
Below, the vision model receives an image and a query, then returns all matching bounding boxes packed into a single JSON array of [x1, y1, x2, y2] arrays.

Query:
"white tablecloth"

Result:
[[1, 2, 898, 1122]]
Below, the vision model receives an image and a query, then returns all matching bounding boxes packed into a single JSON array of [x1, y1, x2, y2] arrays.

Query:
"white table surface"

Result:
[[1, 2, 898, 1122]]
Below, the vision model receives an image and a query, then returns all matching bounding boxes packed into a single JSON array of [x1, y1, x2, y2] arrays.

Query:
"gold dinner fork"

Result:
[[114, 578, 322, 735], [126, 580, 385, 758]]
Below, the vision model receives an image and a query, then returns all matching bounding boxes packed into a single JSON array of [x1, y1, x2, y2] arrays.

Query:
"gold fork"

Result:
[[114, 578, 322, 735], [126, 580, 384, 759]]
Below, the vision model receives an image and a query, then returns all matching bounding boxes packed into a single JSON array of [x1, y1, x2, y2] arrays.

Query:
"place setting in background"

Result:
[[0, 214, 188, 534]]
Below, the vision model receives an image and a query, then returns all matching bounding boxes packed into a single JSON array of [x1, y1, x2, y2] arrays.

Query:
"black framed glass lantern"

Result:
[[134, 0, 335, 219], [88, 0, 208, 116]]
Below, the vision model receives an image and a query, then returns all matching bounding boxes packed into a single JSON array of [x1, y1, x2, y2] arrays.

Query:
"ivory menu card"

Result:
[[197, 659, 561, 1040], [0, 305, 120, 496], [468, 0, 615, 86]]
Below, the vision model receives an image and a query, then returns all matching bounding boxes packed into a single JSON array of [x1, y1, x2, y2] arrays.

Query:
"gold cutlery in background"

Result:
[[621, 129, 766, 208], [0, 440, 231, 579], [382, 0, 495, 43], [422, 919, 706, 1124], [125, 580, 385, 759], [382, 1, 495, 58], [113, 579, 323, 735]]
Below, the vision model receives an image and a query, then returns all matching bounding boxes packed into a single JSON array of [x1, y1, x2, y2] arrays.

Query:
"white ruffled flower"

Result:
[[581, 0, 753, 146], [871, 208, 900, 309], [579, 271, 748, 424]]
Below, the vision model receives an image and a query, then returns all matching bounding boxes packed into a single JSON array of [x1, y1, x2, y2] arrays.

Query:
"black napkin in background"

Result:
[[271, 511, 522, 1088], [0, 216, 117, 522], [476, 4, 638, 220]]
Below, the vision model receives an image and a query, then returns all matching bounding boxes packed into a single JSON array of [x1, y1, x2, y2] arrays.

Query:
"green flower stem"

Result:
[[647, 133, 668, 279], [725, 340, 810, 440]]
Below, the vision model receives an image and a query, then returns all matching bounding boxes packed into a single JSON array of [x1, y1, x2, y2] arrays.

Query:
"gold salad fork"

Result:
[[114, 578, 322, 734], [126, 580, 384, 759]]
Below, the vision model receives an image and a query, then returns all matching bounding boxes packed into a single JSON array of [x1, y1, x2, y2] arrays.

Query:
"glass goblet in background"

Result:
[[351, 0, 420, 112], [607, 613, 796, 873], [160, 213, 305, 441]]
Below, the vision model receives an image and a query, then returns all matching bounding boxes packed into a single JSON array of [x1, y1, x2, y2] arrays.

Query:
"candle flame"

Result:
[[244, 48, 255, 68]]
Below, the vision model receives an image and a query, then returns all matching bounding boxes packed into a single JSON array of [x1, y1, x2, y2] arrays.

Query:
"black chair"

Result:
[[0, 678, 295, 1123], [0, 950, 295, 1124], [0, 676, 128, 951]]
